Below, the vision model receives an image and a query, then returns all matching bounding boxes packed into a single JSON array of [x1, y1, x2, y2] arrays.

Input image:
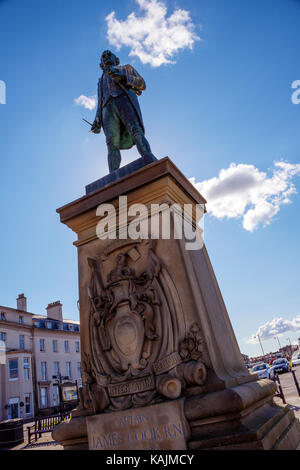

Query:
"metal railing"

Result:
[[272, 373, 286, 404], [291, 369, 300, 397]]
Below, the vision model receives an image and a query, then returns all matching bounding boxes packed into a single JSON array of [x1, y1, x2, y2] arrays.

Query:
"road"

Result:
[[273, 366, 300, 419]]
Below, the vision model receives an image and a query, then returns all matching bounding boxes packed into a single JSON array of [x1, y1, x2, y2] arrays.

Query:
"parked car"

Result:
[[292, 353, 300, 367], [272, 358, 291, 374], [251, 363, 274, 380], [250, 362, 263, 371]]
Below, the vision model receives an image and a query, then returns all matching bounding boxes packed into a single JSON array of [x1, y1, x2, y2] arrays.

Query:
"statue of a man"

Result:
[[91, 50, 156, 173]]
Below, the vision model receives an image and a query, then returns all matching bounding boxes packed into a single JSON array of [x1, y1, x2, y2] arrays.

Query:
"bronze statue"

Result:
[[91, 50, 156, 173]]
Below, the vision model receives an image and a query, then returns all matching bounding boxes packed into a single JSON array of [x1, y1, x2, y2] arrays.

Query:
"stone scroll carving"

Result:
[[82, 240, 208, 413]]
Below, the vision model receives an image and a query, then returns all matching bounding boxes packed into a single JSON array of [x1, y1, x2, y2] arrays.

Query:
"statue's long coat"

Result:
[[95, 64, 146, 150]]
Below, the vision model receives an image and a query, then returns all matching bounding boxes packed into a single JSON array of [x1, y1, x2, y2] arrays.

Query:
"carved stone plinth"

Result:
[[87, 400, 189, 450], [53, 157, 300, 450]]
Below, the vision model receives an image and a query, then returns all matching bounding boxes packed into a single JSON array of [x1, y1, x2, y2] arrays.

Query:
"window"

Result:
[[66, 362, 71, 379], [19, 316, 23, 325], [25, 394, 31, 414], [75, 341, 80, 353], [252, 364, 267, 372], [40, 387, 48, 408], [77, 362, 81, 379], [0, 312, 6, 321], [34, 321, 40, 328], [19, 335, 25, 350], [53, 340, 58, 352], [54, 361, 60, 377], [24, 357, 30, 380], [0, 338, 5, 364], [41, 362, 47, 381], [0, 332, 6, 343], [40, 339, 45, 352], [9, 359, 18, 380], [64, 341, 69, 353], [46, 321, 52, 329]]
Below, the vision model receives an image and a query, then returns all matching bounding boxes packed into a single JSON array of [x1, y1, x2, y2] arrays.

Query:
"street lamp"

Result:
[[52, 374, 69, 414], [286, 338, 293, 358], [255, 334, 265, 356], [274, 336, 282, 350]]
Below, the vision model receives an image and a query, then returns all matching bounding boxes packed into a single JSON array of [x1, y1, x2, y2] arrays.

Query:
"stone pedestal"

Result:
[[53, 157, 300, 450]]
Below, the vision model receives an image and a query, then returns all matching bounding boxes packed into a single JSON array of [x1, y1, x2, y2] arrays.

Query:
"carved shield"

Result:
[[106, 301, 145, 372]]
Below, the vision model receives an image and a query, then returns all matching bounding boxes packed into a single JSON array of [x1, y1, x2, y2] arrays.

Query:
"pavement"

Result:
[[273, 366, 300, 449], [13, 436, 63, 451], [274, 395, 300, 450], [273, 366, 300, 412], [274, 392, 300, 420], [10, 421, 63, 451]]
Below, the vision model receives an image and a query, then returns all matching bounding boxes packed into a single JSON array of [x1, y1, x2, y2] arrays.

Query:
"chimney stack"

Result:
[[17, 294, 27, 312], [46, 301, 63, 322]]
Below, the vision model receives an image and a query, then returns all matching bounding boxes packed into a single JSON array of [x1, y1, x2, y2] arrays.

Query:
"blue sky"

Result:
[[0, 0, 299, 358]]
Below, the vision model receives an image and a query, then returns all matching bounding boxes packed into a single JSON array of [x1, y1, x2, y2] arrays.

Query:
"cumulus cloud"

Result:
[[248, 316, 300, 344], [191, 161, 300, 232], [74, 95, 97, 110], [106, 0, 200, 67]]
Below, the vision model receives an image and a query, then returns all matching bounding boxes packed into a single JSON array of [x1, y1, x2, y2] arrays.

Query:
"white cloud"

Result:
[[191, 161, 300, 232], [106, 0, 200, 67], [248, 316, 300, 344], [74, 95, 97, 110]]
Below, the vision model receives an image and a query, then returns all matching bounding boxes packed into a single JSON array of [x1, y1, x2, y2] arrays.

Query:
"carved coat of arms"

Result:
[[82, 240, 208, 413]]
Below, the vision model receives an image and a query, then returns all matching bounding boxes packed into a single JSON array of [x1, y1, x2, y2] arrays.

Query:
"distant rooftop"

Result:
[[32, 316, 80, 332], [0, 293, 80, 331]]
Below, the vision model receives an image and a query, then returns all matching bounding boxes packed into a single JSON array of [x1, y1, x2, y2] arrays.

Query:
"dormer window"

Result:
[[0, 312, 5, 321], [34, 321, 40, 328], [19, 316, 23, 325], [46, 321, 52, 329]]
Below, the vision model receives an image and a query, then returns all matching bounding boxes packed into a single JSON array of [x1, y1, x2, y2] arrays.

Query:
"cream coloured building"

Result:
[[0, 295, 81, 422]]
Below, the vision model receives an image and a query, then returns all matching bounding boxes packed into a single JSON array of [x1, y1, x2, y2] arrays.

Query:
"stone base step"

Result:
[[188, 403, 300, 450]]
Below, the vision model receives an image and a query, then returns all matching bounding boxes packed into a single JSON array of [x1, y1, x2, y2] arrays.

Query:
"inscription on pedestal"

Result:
[[86, 400, 189, 450]]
